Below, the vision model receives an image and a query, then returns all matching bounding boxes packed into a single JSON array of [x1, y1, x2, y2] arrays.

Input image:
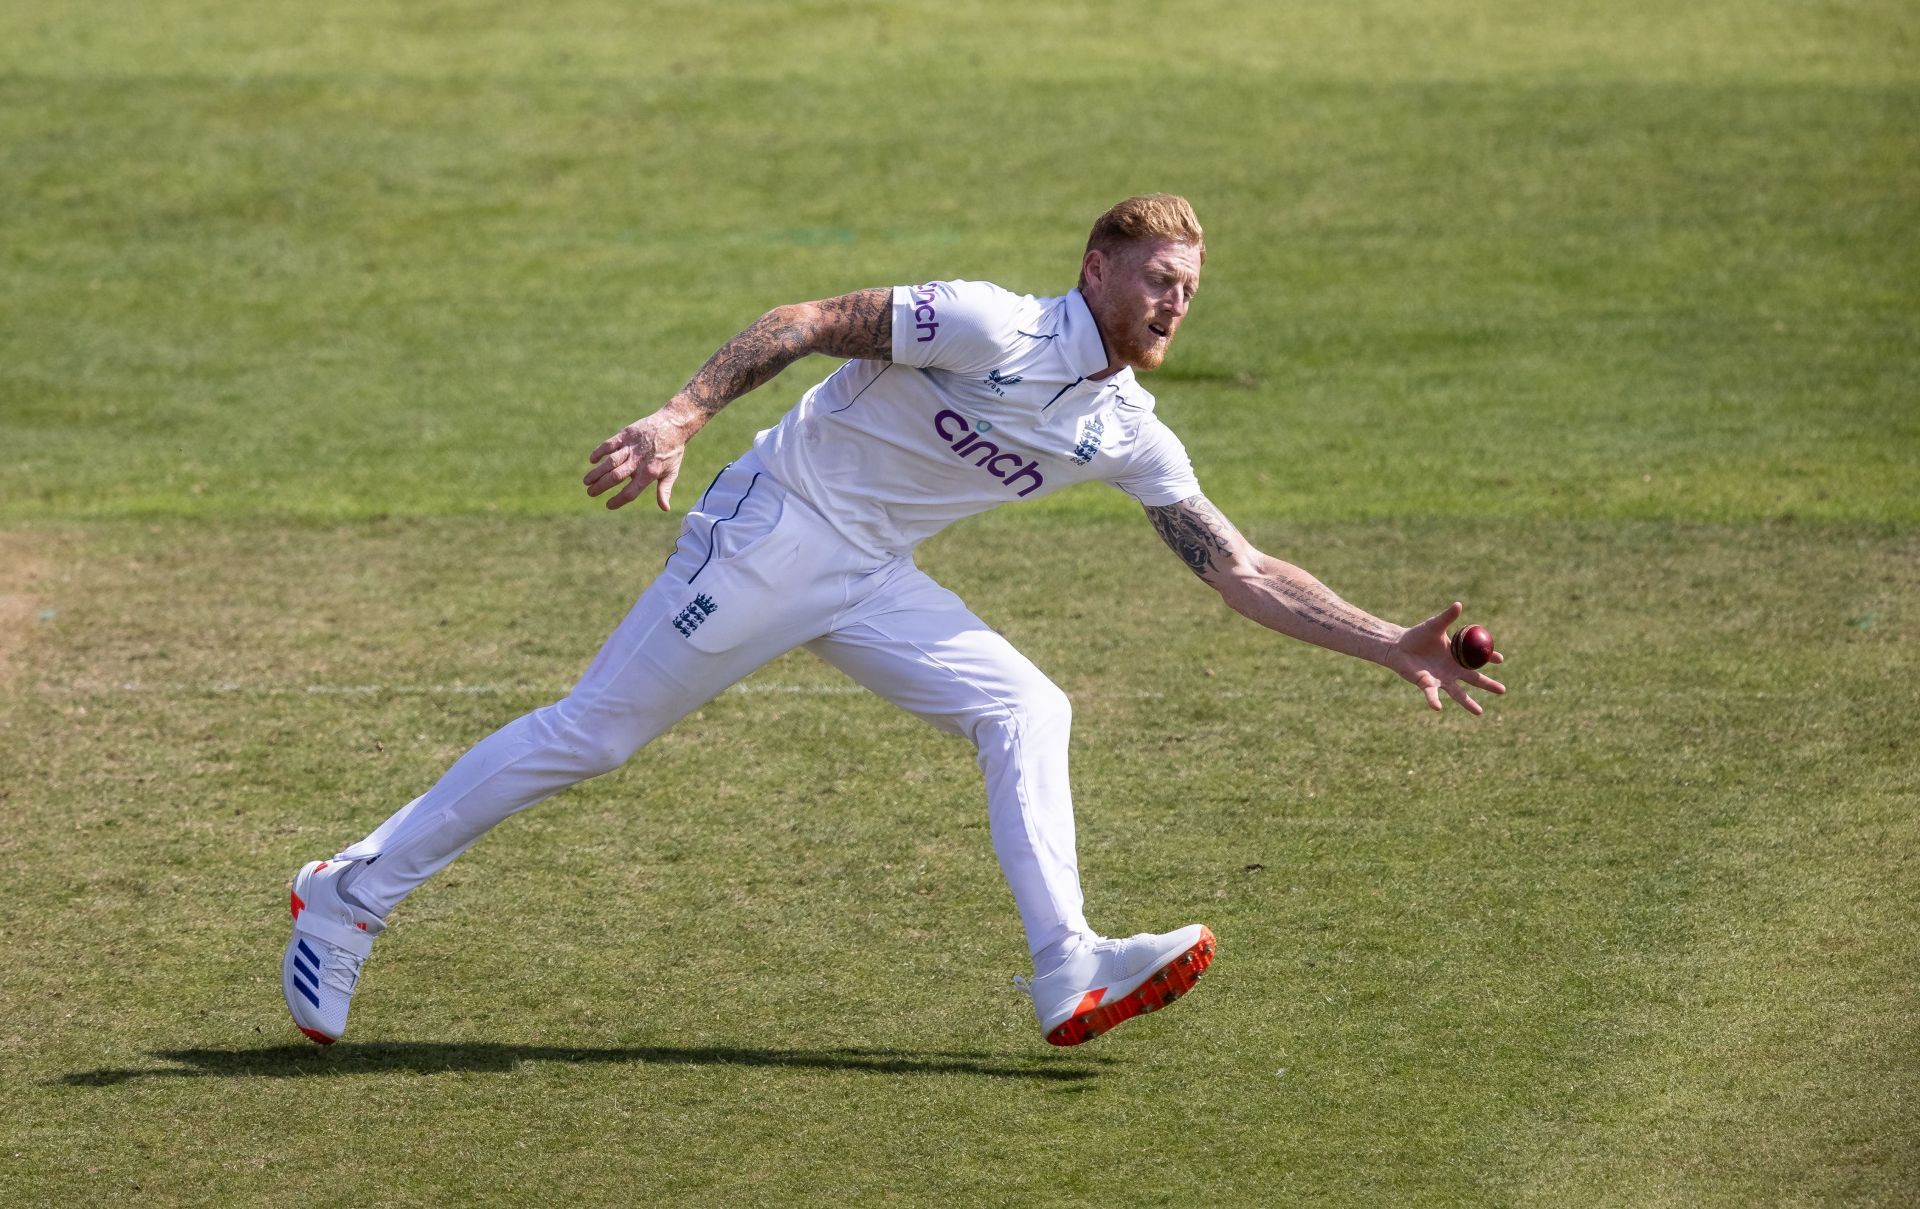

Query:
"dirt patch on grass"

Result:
[[0, 530, 48, 687]]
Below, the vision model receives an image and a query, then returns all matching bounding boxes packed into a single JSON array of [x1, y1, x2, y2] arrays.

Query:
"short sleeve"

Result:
[[1106, 414, 1203, 507], [891, 279, 1018, 375]]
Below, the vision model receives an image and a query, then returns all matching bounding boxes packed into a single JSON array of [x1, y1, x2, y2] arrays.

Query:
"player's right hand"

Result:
[[584, 406, 700, 512], [1384, 601, 1506, 715]]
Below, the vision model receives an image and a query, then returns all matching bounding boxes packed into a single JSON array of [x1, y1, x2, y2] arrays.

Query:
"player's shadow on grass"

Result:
[[59, 1042, 1113, 1087]]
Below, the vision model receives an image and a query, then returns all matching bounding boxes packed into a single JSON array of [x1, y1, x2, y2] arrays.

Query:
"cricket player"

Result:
[[283, 194, 1505, 1048]]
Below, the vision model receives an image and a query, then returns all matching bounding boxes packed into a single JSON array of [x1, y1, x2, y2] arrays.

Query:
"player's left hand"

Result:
[[583, 404, 702, 511], [1383, 601, 1506, 715]]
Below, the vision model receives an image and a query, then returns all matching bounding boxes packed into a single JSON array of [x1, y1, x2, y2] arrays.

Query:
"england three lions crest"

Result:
[[1070, 417, 1105, 466]]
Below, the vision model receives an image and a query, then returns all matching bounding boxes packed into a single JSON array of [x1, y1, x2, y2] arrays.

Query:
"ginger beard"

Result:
[[1083, 239, 1202, 373]]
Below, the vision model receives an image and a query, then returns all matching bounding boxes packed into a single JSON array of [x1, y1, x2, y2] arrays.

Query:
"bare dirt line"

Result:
[[0, 530, 49, 689]]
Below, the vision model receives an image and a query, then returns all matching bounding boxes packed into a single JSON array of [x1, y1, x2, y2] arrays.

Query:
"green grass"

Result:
[[2, 2, 1916, 1205], [3, 4, 1914, 526]]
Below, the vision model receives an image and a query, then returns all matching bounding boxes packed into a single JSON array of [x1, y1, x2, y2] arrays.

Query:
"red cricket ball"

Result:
[[1449, 624, 1494, 669]]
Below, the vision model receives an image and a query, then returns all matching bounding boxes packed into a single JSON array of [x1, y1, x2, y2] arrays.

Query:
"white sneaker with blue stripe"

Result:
[[283, 859, 385, 1045]]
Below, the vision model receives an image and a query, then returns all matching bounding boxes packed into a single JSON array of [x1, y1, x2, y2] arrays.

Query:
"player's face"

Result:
[[1083, 239, 1202, 373]]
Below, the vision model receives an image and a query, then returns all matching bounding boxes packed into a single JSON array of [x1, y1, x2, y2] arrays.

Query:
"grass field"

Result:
[[3, 2, 1916, 1205]]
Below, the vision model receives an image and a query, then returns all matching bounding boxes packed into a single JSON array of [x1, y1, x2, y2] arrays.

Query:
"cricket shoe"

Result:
[[283, 859, 385, 1045], [1013, 924, 1216, 1046]]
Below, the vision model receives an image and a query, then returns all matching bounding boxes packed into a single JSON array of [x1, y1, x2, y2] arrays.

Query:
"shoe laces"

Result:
[[1010, 974, 1033, 1000], [316, 944, 365, 997]]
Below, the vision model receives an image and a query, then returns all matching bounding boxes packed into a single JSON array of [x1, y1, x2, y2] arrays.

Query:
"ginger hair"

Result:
[[1082, 194, 1206, 274]]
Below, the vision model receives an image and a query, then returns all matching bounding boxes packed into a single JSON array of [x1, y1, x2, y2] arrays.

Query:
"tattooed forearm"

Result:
[[808, 288, 893, 362], [677, 288, 893, 416], [1145, 495, 1239, 579], [1254, 574, 1398, 643], [679, 310, 813, 415], [1149, 494, 1401, 660]]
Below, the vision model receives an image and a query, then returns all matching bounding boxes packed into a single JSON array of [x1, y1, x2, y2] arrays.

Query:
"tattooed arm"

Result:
[[670, 289, 893, 417], [1145, 494, 1400, 661], [583, 288, 893, 511], [1144, 494, 1505, 713]]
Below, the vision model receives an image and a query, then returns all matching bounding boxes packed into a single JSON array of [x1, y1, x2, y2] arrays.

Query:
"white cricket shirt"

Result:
[[750, 279, 1202, 557]]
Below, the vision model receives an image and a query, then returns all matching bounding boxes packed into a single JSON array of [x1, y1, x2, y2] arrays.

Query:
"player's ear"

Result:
[[1079, 248, 1105, 297]]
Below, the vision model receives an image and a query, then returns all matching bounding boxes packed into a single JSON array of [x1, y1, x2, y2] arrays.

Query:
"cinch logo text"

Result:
[[910, 284, 940, 343], [933, 409, 1044, 497]]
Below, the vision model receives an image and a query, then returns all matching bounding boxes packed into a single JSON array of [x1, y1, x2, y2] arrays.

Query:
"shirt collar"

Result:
[[1060, 288, 1118, 381]]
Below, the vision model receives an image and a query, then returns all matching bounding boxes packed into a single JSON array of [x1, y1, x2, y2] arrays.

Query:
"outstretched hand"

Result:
[[583, 407, 700, 512], [1384, 601, 1506, 715]]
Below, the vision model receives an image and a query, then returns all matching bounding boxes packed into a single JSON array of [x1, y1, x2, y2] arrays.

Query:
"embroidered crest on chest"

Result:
[[1070, 416, 1107, 466]]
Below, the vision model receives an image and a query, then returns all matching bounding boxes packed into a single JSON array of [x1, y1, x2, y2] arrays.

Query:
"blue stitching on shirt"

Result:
[[1042, 377, 1083, 410], [829, 363, 892, 414]]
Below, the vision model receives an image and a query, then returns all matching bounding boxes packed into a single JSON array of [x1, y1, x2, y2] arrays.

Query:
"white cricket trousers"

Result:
[[336, 453, 1093, 958]]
